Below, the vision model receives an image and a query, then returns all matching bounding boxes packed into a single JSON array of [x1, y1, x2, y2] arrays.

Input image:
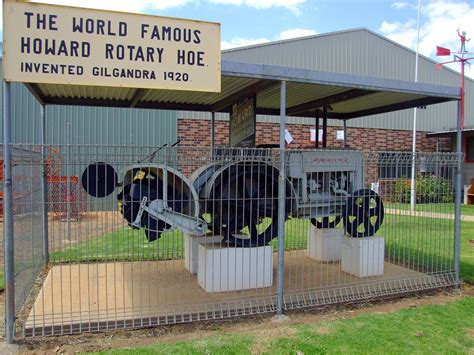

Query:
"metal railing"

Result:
[[2, 144, 461, 338]]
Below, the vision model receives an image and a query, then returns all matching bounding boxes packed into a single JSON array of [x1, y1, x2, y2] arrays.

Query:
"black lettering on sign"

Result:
[[20, 37, 90, 57], [104, 44, 164, 63], [24, 12, 58, 30], [177, 50, 205, 66], [72, 17, 127, 36]]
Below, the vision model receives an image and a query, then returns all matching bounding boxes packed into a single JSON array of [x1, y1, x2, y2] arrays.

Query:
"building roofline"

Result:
[[222, 27, 474, 83]]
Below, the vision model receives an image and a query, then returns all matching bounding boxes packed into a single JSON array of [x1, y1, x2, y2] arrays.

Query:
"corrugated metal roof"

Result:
[[221, 28, 471, 131], [23, 61, 459, 122]]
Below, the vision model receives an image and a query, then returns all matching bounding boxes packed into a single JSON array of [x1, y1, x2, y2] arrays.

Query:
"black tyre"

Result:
[[210, 164, 282, 247], [310, 215, 342, 229], [344, 189, 384, 238]]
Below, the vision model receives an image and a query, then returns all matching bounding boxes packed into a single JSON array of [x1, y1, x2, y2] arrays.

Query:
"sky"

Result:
[[1, 0, 473, 77]]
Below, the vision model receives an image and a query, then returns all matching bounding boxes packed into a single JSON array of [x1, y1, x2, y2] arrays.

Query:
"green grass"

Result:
[[50, 215, 474, 284], [387, 202, 474, 216], [91, 296, 474, 354]]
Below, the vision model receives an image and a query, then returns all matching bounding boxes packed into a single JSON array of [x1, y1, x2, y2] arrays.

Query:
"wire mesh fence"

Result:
[[4, 144, 461, 337]]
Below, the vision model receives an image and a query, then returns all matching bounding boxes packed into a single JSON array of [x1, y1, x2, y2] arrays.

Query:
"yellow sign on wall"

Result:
[[2, 2, 221, 92]]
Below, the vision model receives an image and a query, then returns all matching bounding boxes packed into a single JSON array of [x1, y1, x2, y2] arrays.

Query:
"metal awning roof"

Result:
[[428, 126, 474, 136], [25, 60, 461, 119]]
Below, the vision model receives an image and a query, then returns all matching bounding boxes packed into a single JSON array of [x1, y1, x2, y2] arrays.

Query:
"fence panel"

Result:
[[7, 145, 460, 337]]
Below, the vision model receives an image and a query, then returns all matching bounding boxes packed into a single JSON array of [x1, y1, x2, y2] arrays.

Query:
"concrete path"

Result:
[[386, 208, 474, 221]]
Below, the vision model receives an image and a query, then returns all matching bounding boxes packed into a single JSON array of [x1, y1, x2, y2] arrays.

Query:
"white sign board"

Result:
[[309, 128, 323, 143], [336, 130, 345, 141], [2, 2, 221, 92]]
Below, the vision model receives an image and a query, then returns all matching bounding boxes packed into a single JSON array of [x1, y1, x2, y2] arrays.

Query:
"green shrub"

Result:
[[391, 175, 453, 203]]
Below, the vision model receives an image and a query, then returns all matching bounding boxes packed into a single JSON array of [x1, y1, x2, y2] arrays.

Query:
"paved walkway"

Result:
[[386, 208, 474, 221]]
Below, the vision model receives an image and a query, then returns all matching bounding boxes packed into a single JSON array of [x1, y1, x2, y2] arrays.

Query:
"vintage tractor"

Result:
[[81, 148, 384, 246]]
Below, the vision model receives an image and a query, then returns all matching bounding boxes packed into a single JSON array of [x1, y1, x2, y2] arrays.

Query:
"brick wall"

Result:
[[178, 119, 443, 152]]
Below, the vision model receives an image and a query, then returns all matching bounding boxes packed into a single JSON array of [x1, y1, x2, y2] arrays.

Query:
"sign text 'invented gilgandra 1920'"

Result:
[[2, 2, 221, 92]]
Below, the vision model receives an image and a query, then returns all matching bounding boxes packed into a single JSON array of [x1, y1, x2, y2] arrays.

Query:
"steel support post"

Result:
[[211, 111, 215, 149], [276, 80, 286, 314], [3, 81, 15, 343], [40, 105, 49, 262], [454, 99, 462, 286]]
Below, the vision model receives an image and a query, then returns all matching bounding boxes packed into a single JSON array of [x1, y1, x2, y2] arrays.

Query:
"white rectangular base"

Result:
[[197, 244, 273, 292], [307, 226, 344, 262], [184, 234, 223, 274], [341, 236, 385, 277]]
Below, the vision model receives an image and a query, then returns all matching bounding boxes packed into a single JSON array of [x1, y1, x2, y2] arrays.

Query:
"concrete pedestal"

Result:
[[341, 236, 385, 277], [307, 226, 344, 262], [197, 243, 273, 293], [184, 234, 223, 274]]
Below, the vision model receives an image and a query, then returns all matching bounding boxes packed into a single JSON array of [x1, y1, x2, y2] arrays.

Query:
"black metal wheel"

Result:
[[119, 177, 169, 242], [310, 215, 342, 229], [118, 171, 189, 242], [344, 189, 384, 238], [210, 164, 281, 247]]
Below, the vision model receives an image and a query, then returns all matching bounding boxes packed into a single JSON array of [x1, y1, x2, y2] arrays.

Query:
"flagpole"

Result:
[[410, 0, 421, 212]]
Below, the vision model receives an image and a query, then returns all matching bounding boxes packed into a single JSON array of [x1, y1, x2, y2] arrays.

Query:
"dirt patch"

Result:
[[315, 326, 332, 335], [249, 325, 297, 354], [16, 286, 472, 354]]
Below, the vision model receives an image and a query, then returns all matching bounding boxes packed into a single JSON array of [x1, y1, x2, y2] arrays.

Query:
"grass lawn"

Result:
[[49, 214, 474, 284], [91, 296, 474, 354], [386, 202, 474, 216]]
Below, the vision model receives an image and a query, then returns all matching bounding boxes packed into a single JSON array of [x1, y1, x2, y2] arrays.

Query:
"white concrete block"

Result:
[[341, 236, 385, 277], [184, 234, 223, 274], [306, 226, 344, 262], [197, 244, 273, 292]]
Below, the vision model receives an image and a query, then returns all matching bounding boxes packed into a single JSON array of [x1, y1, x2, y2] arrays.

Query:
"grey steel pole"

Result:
[[40, 105, 49, 262], [454, 99, 462, 286], [276, 80, 286, 314], [3, 81, 15, 343], [211, 111, 215, 149]]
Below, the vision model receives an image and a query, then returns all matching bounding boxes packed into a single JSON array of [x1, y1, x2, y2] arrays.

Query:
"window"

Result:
[[466, 137, 474, 162], [378, 152, 412, 179]]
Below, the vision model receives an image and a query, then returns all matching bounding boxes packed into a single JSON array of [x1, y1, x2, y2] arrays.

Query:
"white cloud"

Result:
[[391, 2, 413, 9], [279, 28, 317, 40], [221, 37, 270, 50], [209, 0, 305, 14], [25, 0, 190, 13], [379, 0, 474, 78], [0, 0, 190, 37], [222, 28, 317, 50]]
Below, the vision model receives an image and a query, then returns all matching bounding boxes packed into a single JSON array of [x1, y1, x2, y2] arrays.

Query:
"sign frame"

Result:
[[2, 1, 221, 93]]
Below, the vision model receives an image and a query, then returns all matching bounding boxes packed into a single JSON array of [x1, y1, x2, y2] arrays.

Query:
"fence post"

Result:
[[3, 81, 15, 343], [276, 80, 286, 314], [40, 104, 49, 262], [454, 99, 462, 286]]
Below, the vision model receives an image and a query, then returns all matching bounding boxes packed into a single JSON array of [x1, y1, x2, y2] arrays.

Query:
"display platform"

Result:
[[341, 236, 385, 277], [197, 243, 273, 292], [24, 250, 434, 334], [307, 227, 344, 262], [184, 234, 223, 274]]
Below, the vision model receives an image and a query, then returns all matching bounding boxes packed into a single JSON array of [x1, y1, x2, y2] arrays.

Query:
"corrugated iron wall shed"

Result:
[[183, 28, 471, 132], [0, 58, 178, 146]]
